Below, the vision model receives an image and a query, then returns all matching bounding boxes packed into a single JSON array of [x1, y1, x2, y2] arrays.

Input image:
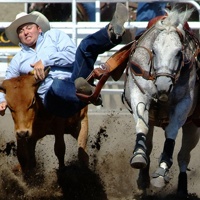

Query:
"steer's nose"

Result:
[[16, 131, 29, 139]]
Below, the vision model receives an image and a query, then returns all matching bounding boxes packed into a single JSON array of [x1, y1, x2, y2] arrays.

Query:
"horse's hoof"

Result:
[[177, 172, 188, 196], [150, 176, 166, 188], [78, 147, 89, 167], [151, 167, 170, 188], [130, 152, 148, 169]]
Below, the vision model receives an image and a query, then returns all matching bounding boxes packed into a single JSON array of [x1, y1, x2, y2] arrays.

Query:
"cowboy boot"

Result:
[[108, 2, 129, 42], [75, 77, 102, 106]]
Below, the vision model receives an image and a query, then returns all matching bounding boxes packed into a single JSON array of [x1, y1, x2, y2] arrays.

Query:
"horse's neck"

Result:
[[131, 27, 159, 68], [184, 31, 200, 61]]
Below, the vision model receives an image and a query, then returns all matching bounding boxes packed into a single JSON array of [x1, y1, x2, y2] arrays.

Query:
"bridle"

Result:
[[127, 24, 198, 86]]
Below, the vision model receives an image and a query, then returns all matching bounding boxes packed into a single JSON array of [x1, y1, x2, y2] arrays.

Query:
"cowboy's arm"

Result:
[[5, 55, 20, 79]]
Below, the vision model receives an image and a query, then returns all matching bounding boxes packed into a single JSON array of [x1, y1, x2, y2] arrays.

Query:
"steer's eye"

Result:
[[7, 105, 15, 113], [28, 98, 36, 109]]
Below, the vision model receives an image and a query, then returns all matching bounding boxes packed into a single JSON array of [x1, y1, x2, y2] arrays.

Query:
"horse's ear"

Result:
[[179, 8, 194, 25], [177, 24, 185, 38]]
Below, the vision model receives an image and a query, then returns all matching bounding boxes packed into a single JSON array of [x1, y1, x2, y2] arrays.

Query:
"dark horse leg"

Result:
[[177, 122, 200, 196]]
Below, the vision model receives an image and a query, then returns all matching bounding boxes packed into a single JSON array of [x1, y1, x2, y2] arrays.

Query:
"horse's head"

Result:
[[152, 8, 194, 101]]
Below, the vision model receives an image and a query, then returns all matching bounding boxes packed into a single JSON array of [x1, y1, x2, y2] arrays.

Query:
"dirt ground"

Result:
[[0, 2, 200, 200], [0, 106, 200, 200]]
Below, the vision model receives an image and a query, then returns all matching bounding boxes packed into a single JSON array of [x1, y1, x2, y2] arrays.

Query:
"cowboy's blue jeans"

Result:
[[44, 26, 119, 118]]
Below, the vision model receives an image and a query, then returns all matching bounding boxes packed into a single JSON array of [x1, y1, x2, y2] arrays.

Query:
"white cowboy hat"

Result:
[[5, 11, 50, 45]]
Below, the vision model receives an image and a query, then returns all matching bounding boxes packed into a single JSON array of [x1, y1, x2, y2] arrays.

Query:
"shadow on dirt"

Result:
[[135, 193, 200, 200], [57, 161, 108, 200]]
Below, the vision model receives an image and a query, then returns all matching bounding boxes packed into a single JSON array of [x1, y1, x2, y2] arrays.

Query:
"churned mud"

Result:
[[0, 110, 200, 200]]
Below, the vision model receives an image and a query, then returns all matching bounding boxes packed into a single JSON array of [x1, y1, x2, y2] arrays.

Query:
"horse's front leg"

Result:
[[151, 96, 192, 188], [130, 97, 150, 169], [137, 125, 154, 191]]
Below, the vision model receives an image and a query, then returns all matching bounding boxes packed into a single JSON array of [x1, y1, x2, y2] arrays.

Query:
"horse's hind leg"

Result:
[[177, 122, 200, 196]]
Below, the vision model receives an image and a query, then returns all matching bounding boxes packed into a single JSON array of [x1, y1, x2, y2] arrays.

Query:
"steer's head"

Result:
[[0, 68, 50, 139]]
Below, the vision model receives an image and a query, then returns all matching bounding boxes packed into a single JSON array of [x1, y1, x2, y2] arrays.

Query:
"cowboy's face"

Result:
[[17, 23, 42, 48]]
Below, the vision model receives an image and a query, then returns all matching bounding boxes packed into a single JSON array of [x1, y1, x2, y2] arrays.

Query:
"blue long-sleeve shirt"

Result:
[[0, 29, 77, 103]]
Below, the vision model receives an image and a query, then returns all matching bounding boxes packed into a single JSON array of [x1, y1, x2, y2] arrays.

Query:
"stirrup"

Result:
[[76, 64, 110, 104], [76, 40, 135, 104]]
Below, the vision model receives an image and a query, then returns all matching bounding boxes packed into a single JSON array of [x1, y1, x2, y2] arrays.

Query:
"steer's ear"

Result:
[[0, 83, 6, 94]]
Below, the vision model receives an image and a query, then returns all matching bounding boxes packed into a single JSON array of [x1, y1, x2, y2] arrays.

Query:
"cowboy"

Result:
[[0, 3, 128, 118]]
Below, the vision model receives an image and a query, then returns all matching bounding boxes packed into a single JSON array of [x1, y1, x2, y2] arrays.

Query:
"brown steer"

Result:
[[0, 71, 89, 174]]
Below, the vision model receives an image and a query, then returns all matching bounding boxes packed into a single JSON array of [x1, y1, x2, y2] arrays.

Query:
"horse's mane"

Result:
[[155, 7, 194, 33]]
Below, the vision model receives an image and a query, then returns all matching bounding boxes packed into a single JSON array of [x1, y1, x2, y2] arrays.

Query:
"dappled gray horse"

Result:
[[124, 8, 200, 195]]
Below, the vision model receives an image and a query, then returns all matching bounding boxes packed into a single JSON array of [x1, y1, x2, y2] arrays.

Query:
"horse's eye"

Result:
[[152, 50, 155, 55], [176, 51, 182, 57]]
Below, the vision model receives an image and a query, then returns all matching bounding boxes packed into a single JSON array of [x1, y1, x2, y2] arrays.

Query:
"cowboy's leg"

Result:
[[71, 2, 128, 81], [72, 3, 129, 103], [43, 3, 128, 117], [70, 25, 118, 81]]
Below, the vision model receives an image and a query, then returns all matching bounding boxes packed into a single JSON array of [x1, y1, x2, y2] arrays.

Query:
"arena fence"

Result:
[[0, 0, 200, 110]]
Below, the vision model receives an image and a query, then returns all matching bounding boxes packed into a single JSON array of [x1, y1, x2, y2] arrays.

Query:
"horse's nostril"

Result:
[[168, 84, 173, 93], [158, 93, 168, 102]]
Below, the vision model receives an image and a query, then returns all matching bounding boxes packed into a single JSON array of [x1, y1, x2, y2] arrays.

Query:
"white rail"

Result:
[[0, 0, 200, 96]]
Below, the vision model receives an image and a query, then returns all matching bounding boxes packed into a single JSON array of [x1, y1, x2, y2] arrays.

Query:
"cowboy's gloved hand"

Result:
[[31, 59, 45, 80]]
